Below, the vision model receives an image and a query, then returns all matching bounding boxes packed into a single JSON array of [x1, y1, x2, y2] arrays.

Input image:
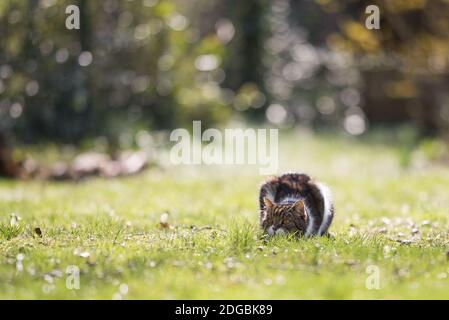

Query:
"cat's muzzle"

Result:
[[267, 226, 287, 235]]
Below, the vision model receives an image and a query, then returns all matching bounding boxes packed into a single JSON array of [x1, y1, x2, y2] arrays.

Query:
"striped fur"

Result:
[[259, 173, 334, 237]]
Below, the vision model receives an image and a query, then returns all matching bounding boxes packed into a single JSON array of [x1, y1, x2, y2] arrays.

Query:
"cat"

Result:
[[259, 173, 334, 237]]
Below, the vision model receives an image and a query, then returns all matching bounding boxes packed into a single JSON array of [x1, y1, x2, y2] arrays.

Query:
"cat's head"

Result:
[[261, 197, 307, 236]]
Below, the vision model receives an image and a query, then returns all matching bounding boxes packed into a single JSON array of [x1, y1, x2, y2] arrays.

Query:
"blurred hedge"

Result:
[[1, 0, 449, 145], [0, 0, 254, 143]]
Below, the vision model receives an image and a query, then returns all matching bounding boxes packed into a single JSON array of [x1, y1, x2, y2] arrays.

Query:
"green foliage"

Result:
[[0, 223, 23, 241], [0, 0, 241, 143], [3, 0, 449, 143], [227, 219, 257, 253]]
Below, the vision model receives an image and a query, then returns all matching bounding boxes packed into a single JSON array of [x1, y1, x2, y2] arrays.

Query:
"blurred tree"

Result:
[[0, 0, 233, 145], [2, 0, 449, 146], [318, 0, 449, 134], [259, 0, 449, 135], [0, 130, 21, 177], [223, 0, 269, 120]]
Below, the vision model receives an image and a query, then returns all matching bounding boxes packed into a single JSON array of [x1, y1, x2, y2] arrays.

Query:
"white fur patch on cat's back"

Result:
[[317, 182, 333, 235], [264, 183, 277, 202], [304, 204, 314, 238]]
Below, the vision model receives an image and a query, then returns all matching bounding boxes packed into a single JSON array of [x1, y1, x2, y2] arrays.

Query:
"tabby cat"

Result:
[[259, 173, 334, 237]]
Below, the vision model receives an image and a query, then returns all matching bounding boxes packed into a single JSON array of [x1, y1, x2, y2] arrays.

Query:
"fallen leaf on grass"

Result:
[[34, 227, 42, 237]]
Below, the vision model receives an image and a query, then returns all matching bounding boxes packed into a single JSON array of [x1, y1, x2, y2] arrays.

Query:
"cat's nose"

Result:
[[268, 225, 285, 235], [275, 228, 286, 235]]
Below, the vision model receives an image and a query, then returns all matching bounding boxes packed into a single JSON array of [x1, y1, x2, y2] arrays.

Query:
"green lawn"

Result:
[[1, 131, 448, 299]]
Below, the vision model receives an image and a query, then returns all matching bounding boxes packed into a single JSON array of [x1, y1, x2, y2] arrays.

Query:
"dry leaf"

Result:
[[34, 227, 42, 237]]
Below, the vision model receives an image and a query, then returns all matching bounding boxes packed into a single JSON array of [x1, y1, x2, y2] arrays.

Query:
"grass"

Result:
[[0, 223, 23, 241], [0, 130, 448, 299]]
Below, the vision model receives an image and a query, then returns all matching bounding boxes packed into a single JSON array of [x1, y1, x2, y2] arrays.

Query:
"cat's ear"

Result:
[[263, 197, 274, 209], [294, 200, 304, 211]]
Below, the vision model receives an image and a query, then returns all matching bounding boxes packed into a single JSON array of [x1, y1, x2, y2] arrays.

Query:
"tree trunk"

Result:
[[0, 131, 20, 178]]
